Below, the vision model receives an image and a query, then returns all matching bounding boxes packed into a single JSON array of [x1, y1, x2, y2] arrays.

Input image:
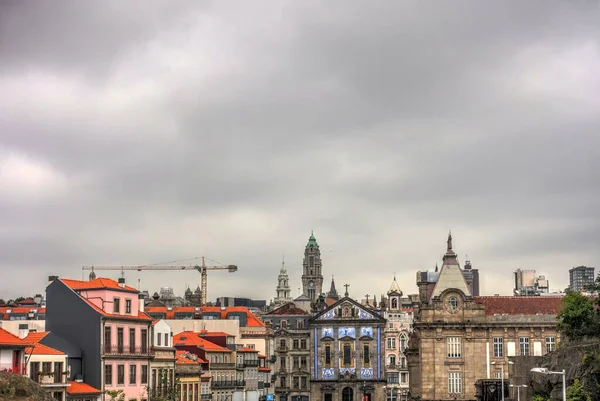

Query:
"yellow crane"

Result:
[[81, 257, 237, 306]]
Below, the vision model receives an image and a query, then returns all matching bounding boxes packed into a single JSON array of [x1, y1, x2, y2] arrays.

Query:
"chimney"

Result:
[[18, 324, 28, 339], [118, 277, 126, 288], [138, 293, 145, 313], [48, 275, 59, 284]]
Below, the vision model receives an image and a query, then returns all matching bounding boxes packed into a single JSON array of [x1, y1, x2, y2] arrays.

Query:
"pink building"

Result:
[[46, 277, 153, 401]]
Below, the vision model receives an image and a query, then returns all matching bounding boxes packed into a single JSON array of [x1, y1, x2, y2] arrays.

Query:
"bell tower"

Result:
[[301, 231, 324, 304]]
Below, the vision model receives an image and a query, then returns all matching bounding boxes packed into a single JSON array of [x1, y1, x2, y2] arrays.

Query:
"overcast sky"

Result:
[[1, 1, 599, 302]]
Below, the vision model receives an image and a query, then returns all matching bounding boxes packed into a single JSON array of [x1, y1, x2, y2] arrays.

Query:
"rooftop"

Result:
[[66, 381, 102, 395], [61, 277, 139, 293], [0, 328, 28, 347], [173, 331, 232, 353], [145, 305, 265, 327], [474, 296, 564, 315]]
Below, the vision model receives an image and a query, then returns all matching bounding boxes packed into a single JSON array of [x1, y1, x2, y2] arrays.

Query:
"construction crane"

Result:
[[81, 257, 237, 306]]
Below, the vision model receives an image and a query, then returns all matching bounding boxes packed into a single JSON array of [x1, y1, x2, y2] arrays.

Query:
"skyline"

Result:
[[1, 1, 599, 300]]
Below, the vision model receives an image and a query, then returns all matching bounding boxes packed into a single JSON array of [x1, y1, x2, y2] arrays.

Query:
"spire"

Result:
[[306, 230, 319, 249], [388, 275, 403, 296], [326, 276, 340, 300], [447, 230, 453, 253]]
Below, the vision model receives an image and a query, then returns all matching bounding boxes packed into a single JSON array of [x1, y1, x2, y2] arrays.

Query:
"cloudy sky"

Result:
[[1, 1, 599, 302]]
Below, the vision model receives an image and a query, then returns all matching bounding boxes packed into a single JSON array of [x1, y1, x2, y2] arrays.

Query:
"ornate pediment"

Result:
[[310, 297, 385, 323]]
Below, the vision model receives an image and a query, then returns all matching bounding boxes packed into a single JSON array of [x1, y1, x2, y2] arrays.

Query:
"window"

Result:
[[293, 377, 299, 389], [129, 365, 137, 384], [158, 334, 162, 346], [280, 357, 286, 369], [325, 345, 331, 366], [387, 338, 396, 349], [125, 299, 132, 314], [447, 337, 461, 358], [448, 372, 462, 394], [113, 298, 120, 313], [391, 298, 398, 309], [493, 337, 504, 358], [519, 337, 530, 356], [363, 344, 371, 367], [301, 376, 307, 389], [141, 329, 148, 353], [117, 365, 125, 385], [164, 333, 169, 347], [494, 372, 502, 379], [293, 340, 299, 349], [448, 296, 459, 311], [117, 328, 124, 353], [104, 326, 112, 352], [42, 362, 52, 374], [129, 328, 136, 353], [342, 344, 352, 367], [54, 362, 63, 383], [399, 357, 406, 369], [281, 320, 287, 329], [400, 335, 407, 351], [301, 356, 307, 369], [280, 376, 286, 387], [300, 339, 307, 349], [546, 337, 556, 353], [105, 365, 113, 385], [297, 320, 304, 329], [387, 372, 399, 384], [30, 362, 40, 382], [309, 256, 314, 268], [293, 357, 299, 369], [388, 355, 396, 366], [141, 365, 148, 384], [400, 372, 408, 384]]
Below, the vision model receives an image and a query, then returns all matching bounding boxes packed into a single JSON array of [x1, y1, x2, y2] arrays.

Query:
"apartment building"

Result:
[[257, 354, 271, 401], [46, 277, 153, 401], [150, 320, 176, 399], [175, 350, 204, 401], [0, 326, 27, 374], [24, 332, 69, 401]]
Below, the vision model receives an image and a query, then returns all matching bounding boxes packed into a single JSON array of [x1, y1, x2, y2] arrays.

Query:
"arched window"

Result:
[[400, 335, 407, 351], [391, 298, 398, 309], [388, 355, 396, 366], [342, 387, 354, 401]]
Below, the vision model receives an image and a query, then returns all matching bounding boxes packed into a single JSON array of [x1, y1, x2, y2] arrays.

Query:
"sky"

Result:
[[1, 1, 599, 302]]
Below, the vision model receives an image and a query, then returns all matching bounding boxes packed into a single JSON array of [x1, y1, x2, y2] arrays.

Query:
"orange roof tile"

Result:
[[67, 381, 102, 395], [258, 354, 267, 359], [176, 350, 206, 364], [173, 332, 232, 353], [145, 306, 265, 327], [0, 328, 28, 347], [198, 330, 235, 337], [24, 332, 49, 344], [474, 296, 564, 315], [26, 343, 65, 356], [61, 277, 138, 293]]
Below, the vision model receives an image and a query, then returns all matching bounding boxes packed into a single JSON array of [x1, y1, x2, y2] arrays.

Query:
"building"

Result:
[[263, 303, 311, 401], [175, 350, 205, 401], [273, 260, 293, 307], [215, 298, 267, 312], [24, 332, 69, 401], [150, 320, 176, 399], [308, 296, 387, 401], [301, 232, 324, 305], [0, 326, 27, 374], [236, 346, 260, 391], [383, 277, 413, 401], [257, 354, 271, 401], [569, 266, 596, 292], [513, 269, 550, 296], [46, 276, 153, 401], [407, 234, 563, 401], [66, 381, 103, 401], [462, 260, 480, 296]]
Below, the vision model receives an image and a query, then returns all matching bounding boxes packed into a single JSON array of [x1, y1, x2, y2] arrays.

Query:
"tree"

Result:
[[0, 299, 5, 305], [567, 379, 591, 401], [13, 297, 25, 303], [557, 291, 599, 341], [532, 395, 550, 401]]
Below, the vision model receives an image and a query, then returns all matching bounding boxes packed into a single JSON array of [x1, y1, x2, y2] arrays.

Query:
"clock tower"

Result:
[[301, 231, 324, 304]]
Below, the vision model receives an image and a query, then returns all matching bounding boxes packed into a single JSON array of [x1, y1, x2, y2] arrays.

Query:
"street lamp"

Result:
[[509, 384, 527, 401], [530, 367, 566, 401], [491, 361, 513, 401]]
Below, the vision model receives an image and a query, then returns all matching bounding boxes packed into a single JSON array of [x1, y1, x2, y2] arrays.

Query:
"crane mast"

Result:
[[81, 256, 238, 306]]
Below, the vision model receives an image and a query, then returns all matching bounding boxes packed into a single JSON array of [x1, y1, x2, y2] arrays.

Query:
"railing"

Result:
[[0, 364, 26, 375], [244, 360, 260, 367], [200, 394, 213, 400], [103, 344, 149, 356], [209, 362, 236, 369], [276, 346, 287, 352], [211, 380, 245, 388], [39, 375, 67, 385]]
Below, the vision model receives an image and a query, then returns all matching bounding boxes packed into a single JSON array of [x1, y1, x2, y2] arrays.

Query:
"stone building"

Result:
[[273, 260, 293, 307], [309, 296, 387, 401], [406, 234, 563, 401], [383, 277, 413, 401], [262, 303, 311, 401], [302, 232, 324, 305]]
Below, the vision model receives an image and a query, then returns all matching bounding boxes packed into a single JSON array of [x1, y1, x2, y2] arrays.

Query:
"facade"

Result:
[[513, 269, 550, 296], [236, 346, 260, 390], [0, 327, 27, 374], [150, 320, 176, 399], [273, 260, 293, 307], [24, 334, 69, 401], [309, 297, 387, 401], [301, 232, 324, 305], [382, 278, 413, 401], [569, 266, 595, 292], [462, 260, 480, 297], [263, 303, 311, 401], [175, 350, 205, 401], [407, 234, 563, 401], [257, 354, 271, 401], [46, 277, 153, 401]]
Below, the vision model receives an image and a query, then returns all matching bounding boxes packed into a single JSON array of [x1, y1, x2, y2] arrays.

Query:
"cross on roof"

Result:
[[344, 284, 350, 297]]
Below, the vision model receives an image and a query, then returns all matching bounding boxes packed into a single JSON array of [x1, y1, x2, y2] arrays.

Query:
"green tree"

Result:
[[532, 395, 550, 401], [567, 378, 591, 401], [0, 299, 5, 305], [557, 291, 599, 341], [13, 297, 25, 303]]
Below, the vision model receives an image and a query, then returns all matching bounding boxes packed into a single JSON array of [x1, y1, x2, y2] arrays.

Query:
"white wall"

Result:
[[153, 320, 173, 347], [0, 349, 13, 365], [0, 321, 46, 336], [166, 319, 241, 340]]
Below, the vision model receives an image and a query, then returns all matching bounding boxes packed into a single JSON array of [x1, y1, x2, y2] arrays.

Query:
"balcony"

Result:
[[200, 394, 213, 400], [103, 344, 150, 356], [211, 380, 245, 388], [0, 364, 26, 375], [244, 360, 260, 367], [276, 346, 287, 352], [39, 374, 67, 386], [209, 362, 236, 369]]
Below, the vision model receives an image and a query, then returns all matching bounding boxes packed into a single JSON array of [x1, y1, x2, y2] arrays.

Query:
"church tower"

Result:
[[274, 258, 292, 306], [301, 231, 324, 304]]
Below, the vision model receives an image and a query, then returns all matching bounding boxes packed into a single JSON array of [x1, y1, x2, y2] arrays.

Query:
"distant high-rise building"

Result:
[[463, 259, 480, 296], [514, 269, 549, 296], [569, 266, 596, 292]]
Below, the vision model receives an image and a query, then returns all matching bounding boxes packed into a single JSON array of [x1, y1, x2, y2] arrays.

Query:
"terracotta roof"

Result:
[[0, 328, 28, 347], [197, 330, 235, 337], [265, 303, 309, 316], [237, 347, 259, 353], [145, 306, 265, 327], [173, 332, 232, 353], [66, 381, 102, 395], [61, 277, 138, 293], [24, 332, 49, 343], [474, 296, 564, 315], [26, 343, 65, 356], [176, 350, 206, 364], [258, 354, 267, 359], [16, 298, 36, 305]]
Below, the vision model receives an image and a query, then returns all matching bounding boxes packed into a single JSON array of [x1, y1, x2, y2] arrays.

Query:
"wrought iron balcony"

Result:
[[103, 344, 150, 356]]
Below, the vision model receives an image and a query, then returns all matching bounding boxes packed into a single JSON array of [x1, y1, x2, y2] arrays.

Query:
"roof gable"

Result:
[[0, 328, 27, 347], [310, 297, 385, 323], [265, 302, 310, 316]]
